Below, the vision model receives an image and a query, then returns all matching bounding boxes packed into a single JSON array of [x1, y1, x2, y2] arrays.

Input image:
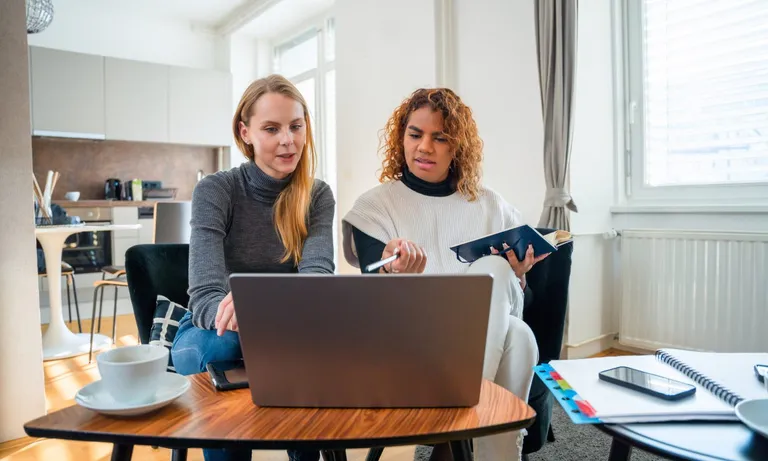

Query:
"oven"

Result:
[[59, 207, 113, 274]]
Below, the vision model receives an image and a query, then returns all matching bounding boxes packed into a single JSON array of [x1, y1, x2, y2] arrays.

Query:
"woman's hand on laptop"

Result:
[[215, 292, 239, 336], [382, 239, 426, 274]]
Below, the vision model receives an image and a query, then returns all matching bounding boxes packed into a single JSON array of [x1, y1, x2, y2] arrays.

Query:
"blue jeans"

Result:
[[172, 311, 319, 461]]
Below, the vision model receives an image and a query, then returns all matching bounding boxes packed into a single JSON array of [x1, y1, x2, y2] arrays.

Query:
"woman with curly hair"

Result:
[[341, 88, 545, 461]]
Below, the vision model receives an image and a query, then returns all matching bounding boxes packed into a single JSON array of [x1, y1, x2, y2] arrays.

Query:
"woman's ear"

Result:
[[238, 120, 250, 144]]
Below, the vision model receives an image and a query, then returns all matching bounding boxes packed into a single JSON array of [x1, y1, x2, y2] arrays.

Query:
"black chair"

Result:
[[521, 228, 573, 455], [365, 228, 573, 461], [124, 243, 190, 461], [124, 244, 190, 345]]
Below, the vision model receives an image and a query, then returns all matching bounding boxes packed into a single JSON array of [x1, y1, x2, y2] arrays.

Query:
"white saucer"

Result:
[[735, 398, 768, 440], [75, 372, 190, 416]]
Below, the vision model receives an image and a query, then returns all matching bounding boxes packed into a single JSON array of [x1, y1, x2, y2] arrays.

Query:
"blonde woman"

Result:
[[172, 74, 334, 461]]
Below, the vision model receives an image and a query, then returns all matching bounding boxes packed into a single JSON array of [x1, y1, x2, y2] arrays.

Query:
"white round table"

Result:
[[36, 224, 141, 361]]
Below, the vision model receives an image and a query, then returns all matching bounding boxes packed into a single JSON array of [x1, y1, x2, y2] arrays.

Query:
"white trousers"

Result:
[[468, 256, 539, 461]]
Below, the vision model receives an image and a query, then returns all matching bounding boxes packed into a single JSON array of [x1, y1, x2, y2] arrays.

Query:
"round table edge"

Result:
[[24, 416, 536, 451], [597, 423, 730, 461]]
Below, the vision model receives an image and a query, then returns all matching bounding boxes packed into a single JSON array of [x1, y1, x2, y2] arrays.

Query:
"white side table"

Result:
[[36, 224, 141, 361]]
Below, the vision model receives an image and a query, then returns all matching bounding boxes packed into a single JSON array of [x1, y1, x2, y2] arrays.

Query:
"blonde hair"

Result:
[[232, 74, 317, 264]]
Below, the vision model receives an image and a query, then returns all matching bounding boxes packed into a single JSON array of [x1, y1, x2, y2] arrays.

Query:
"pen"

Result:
[[365, 251, 400, 273]]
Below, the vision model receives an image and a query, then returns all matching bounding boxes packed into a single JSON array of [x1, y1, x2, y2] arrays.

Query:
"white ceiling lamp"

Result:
[[26, 0, 54, 34]]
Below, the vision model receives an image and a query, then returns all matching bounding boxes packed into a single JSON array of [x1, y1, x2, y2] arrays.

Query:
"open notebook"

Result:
[[449, 225, 572, 263], [538, 349, 768, 424]]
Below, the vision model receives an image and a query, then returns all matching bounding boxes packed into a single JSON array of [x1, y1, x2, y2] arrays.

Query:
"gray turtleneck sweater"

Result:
[[187, 161, 336, 329]]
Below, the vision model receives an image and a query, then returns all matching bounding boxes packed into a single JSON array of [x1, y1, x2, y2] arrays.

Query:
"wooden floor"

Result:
[[0, 315, 635, 460], [591, 348, 636, 358]]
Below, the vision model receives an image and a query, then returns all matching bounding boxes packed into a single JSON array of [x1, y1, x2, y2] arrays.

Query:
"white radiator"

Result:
[[619, 230, 768, 352]]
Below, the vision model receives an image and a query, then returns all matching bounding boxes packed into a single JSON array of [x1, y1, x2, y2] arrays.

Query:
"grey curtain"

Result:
[[535, 0, 579, 230]]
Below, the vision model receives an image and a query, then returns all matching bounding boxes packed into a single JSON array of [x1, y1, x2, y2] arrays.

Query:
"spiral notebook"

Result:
[[538, 349, 768, 424]]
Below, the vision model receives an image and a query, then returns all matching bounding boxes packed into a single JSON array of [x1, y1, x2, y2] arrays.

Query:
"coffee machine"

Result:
[[104, 178, 122, 200]]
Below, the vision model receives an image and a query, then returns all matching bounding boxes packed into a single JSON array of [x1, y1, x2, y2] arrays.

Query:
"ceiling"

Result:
[[84, 0, 251, 26], [237, 0, 335, 39], [71, 0, 334, 39]]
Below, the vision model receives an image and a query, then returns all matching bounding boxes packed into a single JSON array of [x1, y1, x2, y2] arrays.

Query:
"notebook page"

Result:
[[550, 356, 735, 422], [660, 349, 768, 401]]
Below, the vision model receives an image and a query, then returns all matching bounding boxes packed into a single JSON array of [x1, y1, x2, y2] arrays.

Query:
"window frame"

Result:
[[272, 16, 336, 191], [620, 0, 768, 206]]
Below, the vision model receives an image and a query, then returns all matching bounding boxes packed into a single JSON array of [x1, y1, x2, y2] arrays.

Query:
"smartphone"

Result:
[[755, 364, 768, 383], [598, 366, 696, 401], [206, 359, 249, 391]]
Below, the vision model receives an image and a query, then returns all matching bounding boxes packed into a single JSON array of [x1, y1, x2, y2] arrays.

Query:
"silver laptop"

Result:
[[229, 273, 494, 408]]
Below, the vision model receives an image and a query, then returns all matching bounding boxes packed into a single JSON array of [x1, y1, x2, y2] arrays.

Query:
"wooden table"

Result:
[[24, 374, 536, 460]]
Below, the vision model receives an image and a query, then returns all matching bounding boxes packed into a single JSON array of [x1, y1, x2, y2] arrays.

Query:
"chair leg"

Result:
[[547, 424, 555, 442], [98, 287, 105, 333], [65, 275, 73, 325], [89, 285, 102, 363], [170, 448, 187, 461], [98, 272, 106, 333], [71, 274, 82, 333], [365, 448, 384, 461], [112, 286, 119, 345]]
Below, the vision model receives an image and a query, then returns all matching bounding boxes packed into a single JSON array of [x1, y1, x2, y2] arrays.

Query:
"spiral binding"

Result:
[[654, 350, 745, 407]]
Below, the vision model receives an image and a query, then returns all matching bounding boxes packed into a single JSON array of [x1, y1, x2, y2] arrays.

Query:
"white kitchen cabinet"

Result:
[[111, 207, 139, 266], [169, 66, 232, 146], [30, 46, 105, 137], [112, 237, 136, 267], [111, 208, 140, 235], [105, 58, 169, 143], [138, 218, 154, 244]]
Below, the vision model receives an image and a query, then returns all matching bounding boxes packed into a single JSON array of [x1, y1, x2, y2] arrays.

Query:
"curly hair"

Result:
[[379, 88, 484, 201]]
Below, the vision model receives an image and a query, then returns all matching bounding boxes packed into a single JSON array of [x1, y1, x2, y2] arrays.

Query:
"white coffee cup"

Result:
[[64, 191, 80, 201], [96, 345, 169, 405]]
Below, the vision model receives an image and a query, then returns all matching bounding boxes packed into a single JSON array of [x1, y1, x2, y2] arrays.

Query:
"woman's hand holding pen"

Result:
[[381, 239, 427, 274]]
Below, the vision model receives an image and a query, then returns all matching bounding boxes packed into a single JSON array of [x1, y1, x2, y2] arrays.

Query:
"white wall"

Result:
[[453, 0, 545, 225], [26, 1, 223, 70], [570, 1, 616, 236], [335, 0, 437, 273], [0, 0, 47, 442], [563, 0, 620, 356], [225, 34, 267, 169]]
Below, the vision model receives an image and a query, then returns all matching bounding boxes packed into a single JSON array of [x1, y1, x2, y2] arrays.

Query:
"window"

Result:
[[273, 18, 336, 193], [624, 0, 768, 202]]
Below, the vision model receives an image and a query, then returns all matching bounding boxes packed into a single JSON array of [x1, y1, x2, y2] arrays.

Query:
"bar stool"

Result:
[[39, 261, 81, 332], [88, 278, 128, 362], [96, 265, 126, 332]]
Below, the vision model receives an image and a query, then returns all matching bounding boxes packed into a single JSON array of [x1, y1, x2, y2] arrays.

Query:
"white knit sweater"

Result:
[[342, 181, 523, 275]]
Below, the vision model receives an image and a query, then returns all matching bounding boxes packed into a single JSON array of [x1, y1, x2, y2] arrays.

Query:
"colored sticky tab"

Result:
[[533, 364, 602, 425], [575, 399, 597, 418]]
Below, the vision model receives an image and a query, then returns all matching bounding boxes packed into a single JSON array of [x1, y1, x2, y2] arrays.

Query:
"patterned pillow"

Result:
[[149, 295, 189, 372]]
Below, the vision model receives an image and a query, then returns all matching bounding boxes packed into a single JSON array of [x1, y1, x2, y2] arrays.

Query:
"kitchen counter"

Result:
[[53, 200, 159, 208]]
